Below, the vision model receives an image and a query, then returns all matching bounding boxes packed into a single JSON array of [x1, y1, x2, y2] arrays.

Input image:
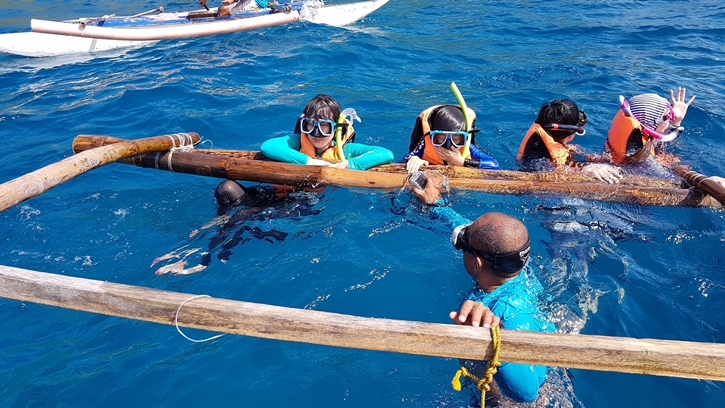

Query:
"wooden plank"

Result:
[[97, 149, 718, 207], [1, 264, 725, 381], [72, 135, 682, 189], [673, 165, 725, 205], [0, 132, 199, 212], [71, 135, 721, 207]]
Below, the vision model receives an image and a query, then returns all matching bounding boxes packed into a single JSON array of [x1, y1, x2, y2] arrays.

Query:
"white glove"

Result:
[[406, 156, 429, 173], [580, 163, 624, 184]]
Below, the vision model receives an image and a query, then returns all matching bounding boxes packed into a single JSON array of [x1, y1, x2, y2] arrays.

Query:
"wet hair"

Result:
[[303, 94, 340, 121], [468, 212, 529, 278], [535, 99, 581, 142], [294, 94, 341, 134], [408, 105, 477, 151], [429, 105, 468, 132]]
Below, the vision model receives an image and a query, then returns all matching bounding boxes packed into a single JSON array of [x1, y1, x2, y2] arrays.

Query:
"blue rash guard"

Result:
[[430, 205, 551, 402], [260, 133, 394, 170], [402, 139, 500, 170]]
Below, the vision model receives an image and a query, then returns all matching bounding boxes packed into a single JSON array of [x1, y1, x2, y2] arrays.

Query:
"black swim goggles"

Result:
[[428, 130, 468, 148], [542, 110, 588, 136], [299, 117, 338, 138], [451, 224, 531, 274]]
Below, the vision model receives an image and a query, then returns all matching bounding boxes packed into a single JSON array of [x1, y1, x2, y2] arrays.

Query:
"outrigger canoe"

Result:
[[0, 0, 388, 57]]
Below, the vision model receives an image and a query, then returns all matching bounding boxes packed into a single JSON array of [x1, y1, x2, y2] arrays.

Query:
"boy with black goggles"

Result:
[[451, 224, 531, 275]]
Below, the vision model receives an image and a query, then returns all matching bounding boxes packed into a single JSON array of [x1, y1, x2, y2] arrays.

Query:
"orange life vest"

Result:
[[516, 123, 572, 166], [417, 105, 473, 165], [606, 110, 654, 164], [298, 117, 355, 161]]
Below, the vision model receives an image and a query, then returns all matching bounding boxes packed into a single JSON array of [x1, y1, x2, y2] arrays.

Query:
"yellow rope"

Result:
[[451, 325, 502, 408]]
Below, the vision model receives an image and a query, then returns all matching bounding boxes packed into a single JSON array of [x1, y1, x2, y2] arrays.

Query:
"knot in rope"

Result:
[[451, 325, 502, 408], [155, 133, 197, 171]]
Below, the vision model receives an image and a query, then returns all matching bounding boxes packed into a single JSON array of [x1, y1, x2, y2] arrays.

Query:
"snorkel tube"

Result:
[[619, 95, 681, 142], [450, 82, 472, 158], [334, 107, 361, 159]]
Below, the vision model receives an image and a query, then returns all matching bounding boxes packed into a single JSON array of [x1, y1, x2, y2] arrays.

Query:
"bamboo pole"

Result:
[[72, 135, 682, 189], [1, 264, 725, 381], [0, 132, 200, 213], [672, 165, 725, 206], [71, 136, 717, 208]]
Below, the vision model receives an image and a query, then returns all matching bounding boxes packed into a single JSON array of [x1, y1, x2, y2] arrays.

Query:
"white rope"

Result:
[[175, 294, 226, 343], [165, 133, 197, 173]]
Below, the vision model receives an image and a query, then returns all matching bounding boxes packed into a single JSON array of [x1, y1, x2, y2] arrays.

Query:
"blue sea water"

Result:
[[2, 0, 725, 406]]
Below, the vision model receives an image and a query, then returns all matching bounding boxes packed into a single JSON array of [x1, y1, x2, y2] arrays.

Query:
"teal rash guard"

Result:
[[260, 134, 394, 170], [430, 205, 551, 402]]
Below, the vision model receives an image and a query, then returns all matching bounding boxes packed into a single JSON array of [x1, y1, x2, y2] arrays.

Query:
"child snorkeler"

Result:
[[403, 85, 500, 174], [261, 94, 394, 170], [517, 98, 623, 184], [403, 105, 500, 173], [606, 87, 695, 166]]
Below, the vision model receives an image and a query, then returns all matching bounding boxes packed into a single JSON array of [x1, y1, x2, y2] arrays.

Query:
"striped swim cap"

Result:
[[627, 93, 672, 131]]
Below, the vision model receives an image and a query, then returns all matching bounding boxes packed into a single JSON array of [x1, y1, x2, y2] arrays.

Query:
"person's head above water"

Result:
[[427, 105, 476, 150], [627, 93, 672, 130], [294, 94, 342, 151], [623, 93, 681, 141], [452, 212, 531, 284], [214, 180, 246, 208], [535, 99, 587, 143]]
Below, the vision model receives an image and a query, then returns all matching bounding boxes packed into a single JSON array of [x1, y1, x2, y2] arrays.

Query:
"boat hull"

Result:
[[0, 32, 154, 58]]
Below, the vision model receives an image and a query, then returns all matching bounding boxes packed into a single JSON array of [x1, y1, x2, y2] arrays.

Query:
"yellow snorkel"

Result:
[[450, 82, 472, 158], [334, 107, 360, 160]]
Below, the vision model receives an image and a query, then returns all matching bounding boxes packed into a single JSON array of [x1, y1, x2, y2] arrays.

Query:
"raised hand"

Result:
[[670, 87, 696, 126]]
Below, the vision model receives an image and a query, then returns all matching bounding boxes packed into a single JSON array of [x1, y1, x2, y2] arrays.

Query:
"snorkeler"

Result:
[[517, 98, 624, 184], [410, 172, 550, 403], [261, 94, 394, 170], [606, 87, 695, 166], [403, 105, 500, 173], [153, 180, 322, 275], [403, 85, 499, 173]]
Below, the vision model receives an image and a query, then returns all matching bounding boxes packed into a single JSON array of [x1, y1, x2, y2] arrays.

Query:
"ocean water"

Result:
[[2, 0, 725, 407]]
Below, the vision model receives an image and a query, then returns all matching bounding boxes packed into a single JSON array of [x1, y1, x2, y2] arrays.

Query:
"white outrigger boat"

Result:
[[0, 0, 388, 57]]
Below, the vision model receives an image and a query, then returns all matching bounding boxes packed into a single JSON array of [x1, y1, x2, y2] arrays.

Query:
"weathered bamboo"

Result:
[[73, 144, 717, 207], [672, 165, 725, 205], [0, 132, 200, 213], [72, 135, 682, 189], [2, 264, 725, 381]]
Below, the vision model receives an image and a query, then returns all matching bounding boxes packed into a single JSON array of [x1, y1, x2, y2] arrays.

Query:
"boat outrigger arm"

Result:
[[30, 0, 389, 41]]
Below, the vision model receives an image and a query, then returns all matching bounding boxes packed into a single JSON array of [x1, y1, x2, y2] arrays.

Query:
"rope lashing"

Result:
[[153, 133, 197, 172], [451, 325, 502, 408]]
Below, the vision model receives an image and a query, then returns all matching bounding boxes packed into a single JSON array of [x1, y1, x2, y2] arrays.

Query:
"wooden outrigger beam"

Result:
[[72, 135, 720, 208], [0, 132, 200, 213], [2, 264, 725, 381]]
